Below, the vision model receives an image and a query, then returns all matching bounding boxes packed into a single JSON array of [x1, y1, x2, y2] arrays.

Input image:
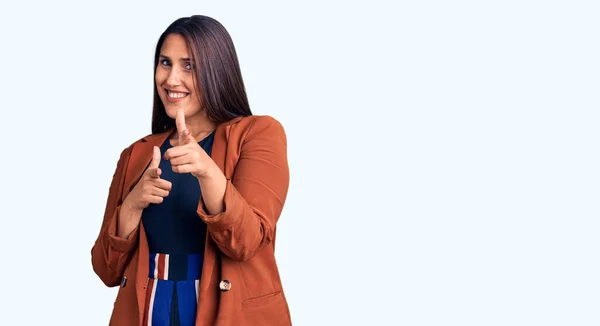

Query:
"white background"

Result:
[[1, 1, 598, 325]]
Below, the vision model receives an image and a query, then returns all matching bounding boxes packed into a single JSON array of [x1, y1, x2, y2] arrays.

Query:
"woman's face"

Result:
[[155, 33, 203, 121]]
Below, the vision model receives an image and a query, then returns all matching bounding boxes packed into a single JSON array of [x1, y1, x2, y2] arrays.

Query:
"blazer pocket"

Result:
[[241, 291, 283, 310]]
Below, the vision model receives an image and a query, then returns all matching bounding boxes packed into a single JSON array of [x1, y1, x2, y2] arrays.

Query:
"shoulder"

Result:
[[238, 114, 283, 126], [237, 115, 286, 143]]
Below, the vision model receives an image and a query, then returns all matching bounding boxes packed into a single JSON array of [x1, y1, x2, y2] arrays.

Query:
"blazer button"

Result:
[[219, 280, 231, 292], [120, 276, 127, 288]]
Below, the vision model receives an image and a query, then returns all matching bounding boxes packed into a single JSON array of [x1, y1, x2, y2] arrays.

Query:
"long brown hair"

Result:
[[151, 15, 252, 134]]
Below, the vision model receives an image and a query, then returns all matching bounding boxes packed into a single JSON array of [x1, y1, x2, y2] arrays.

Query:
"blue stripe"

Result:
[[152, 280, 174, 325], [177, 280, 197, 326], [148, 253, 156, 278]]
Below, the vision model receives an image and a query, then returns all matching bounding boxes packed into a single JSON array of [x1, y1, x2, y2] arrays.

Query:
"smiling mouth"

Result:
[[166, 89, 190, 99]]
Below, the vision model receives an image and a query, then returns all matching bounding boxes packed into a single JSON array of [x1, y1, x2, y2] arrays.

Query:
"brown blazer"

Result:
[[91, 115, 292, 325]]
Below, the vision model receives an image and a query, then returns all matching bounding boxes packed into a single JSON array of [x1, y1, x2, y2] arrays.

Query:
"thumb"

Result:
[[148, 146, 161, 178]]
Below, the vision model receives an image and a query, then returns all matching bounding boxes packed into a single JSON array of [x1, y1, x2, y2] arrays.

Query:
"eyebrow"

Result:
[[159, 54, 191, 61]]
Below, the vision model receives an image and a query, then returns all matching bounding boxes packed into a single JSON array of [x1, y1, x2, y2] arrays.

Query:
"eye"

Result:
[[160, 59, 171, 67], [184, 62, 193, 71]]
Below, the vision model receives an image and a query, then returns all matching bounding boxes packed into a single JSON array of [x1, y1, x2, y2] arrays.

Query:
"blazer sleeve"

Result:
[[91, 145, 140, 287], [197, 116, 290, 262]]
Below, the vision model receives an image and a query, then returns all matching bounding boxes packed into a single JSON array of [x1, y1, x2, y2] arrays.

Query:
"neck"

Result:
[[173, 111, 217, 142]]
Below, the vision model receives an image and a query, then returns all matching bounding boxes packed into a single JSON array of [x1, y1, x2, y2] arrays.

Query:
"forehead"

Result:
[[160, 34, 191, 57]]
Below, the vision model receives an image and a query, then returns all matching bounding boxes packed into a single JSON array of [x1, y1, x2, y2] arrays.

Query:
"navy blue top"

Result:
[[141, 131, 215, 254]]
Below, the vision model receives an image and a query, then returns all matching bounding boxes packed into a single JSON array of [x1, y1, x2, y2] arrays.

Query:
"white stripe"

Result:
[[195, 279, 199, 301], [148, 280, 158, 326], [153, 254, 159, 279], [164, 254, 169, 280]]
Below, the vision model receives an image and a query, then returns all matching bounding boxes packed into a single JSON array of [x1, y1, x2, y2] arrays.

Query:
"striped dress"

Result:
[[140, 131, 215, 326]]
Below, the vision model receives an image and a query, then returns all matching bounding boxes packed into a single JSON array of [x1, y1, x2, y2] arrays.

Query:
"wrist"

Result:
[[121, 198, 143, 217], [195, 162, 223, 180]]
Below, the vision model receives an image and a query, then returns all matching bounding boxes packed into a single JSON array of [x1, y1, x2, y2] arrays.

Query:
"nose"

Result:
[[166, 66, 183, 86]]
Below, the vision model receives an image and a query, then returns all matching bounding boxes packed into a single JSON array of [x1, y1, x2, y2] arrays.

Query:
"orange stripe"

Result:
[[157, 254, 166, 280], [142, 278, 155, 325]]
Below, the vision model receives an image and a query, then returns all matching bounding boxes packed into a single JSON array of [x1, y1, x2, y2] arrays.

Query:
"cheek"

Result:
[[184, 80, 196, 95], [155, 71, 167, 88], [186, 82, 201, 102]]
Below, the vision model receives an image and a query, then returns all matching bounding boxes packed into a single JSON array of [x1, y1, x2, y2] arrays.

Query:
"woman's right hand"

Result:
[[124, 146, 172, 210], [118, 146, 172, 238]]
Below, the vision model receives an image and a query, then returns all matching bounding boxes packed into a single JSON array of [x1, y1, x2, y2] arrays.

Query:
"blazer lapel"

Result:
[[212, 116, 243, 178]]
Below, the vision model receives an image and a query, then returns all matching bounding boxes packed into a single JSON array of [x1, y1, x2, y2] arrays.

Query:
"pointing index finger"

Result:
[[176, 108, 187, 133]]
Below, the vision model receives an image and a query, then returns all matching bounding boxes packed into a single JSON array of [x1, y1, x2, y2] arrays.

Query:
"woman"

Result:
[[91, 15, 292, 326]]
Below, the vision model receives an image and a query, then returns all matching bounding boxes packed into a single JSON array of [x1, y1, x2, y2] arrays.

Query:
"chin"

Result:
[[164, 106, 178, 119], [162, 102, 185, 117]]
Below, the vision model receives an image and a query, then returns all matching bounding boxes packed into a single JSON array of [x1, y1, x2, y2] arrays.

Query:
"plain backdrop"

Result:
[[0, 1, 598, 325]]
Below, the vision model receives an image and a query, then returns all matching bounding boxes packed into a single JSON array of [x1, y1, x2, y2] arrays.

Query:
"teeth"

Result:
[[168, 91, 187, 99]]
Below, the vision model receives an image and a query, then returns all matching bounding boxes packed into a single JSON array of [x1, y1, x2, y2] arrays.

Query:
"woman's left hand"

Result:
[[164, 109, 217, 179]]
